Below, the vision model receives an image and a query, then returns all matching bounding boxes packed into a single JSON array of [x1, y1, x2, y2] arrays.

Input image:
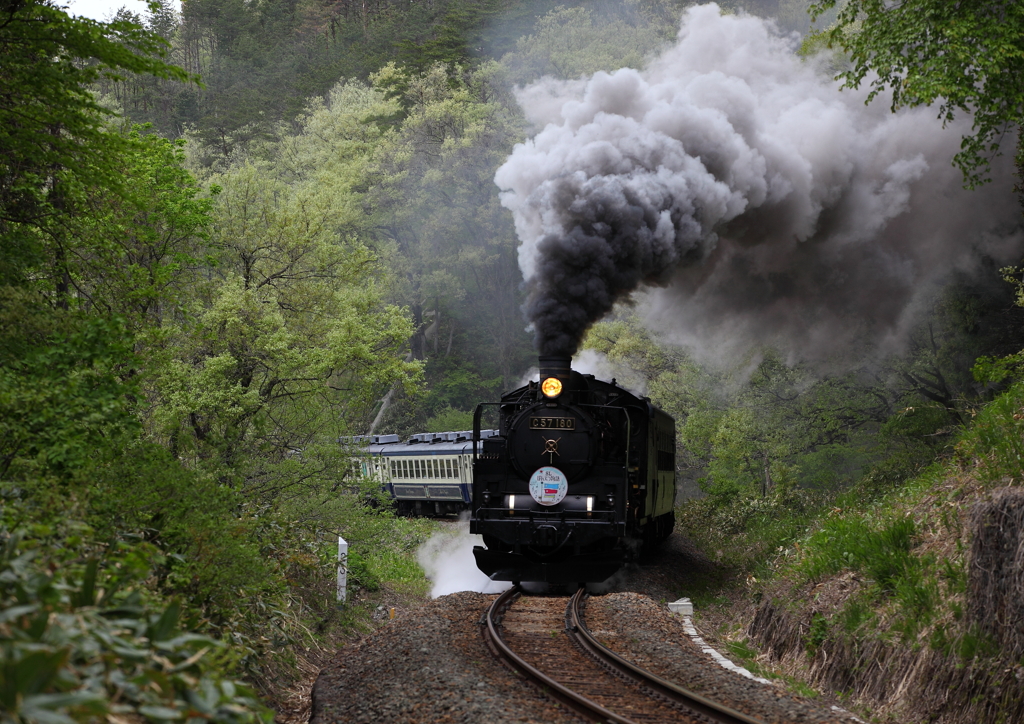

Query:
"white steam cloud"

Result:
[[417, 518, 512, 597], [496, 4, 1022, 361], [571, 349, 649, 395]]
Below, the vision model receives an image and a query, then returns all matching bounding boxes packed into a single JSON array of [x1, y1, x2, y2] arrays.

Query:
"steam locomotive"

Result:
[[470, 355, 676, 584]]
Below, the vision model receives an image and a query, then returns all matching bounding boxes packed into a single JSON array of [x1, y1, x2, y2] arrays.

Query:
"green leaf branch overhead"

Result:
[[810, 0, 1024, 187], [0, 0, 198, 269]]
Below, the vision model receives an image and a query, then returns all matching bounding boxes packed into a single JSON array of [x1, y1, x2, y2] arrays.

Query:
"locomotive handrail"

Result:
[[471, 402, 502, 462]]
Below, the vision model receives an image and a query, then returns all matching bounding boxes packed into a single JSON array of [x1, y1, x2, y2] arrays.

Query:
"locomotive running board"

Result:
[[473, 546, 625, 584]]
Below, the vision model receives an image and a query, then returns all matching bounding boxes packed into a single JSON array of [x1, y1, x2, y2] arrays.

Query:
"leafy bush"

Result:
[[676, 488, 825, 573], [0, 527, 272, 724]]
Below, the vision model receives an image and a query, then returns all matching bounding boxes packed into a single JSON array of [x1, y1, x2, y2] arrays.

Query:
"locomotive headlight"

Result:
[[541, 377, 563, 398]]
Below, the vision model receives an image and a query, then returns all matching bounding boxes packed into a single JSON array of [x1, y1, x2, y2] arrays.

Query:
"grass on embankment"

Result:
[[674, 381, 1024, 723]]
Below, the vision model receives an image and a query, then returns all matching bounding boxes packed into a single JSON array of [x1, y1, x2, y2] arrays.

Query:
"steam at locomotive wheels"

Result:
[[470, 355, 676, 584]]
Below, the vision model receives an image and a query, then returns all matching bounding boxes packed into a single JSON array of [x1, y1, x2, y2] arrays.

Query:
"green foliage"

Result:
[[850, 446, 934, 502], [150, 156, 418, 490], [421, 357, 503, 418], [959, 380, 1024, 484], [0, 292, 139, 480], [837, 593, 874, 635], [83, 444, 275, 619], [929, 623, 1000, 661], [777, 0, 842, 34], [61, 130, 214, 333], [676, 488, 824, 574], [423, 406, 475, 433], [585, 314, 901, 500], [0, 0, 195, 280], [800, 515, 918, 592], [361, 60, 534, 407], [879, 405, 950, 440], [397, 0, 507, 71], [345, 551, 381, 593], [805, 612, 830, 652], [972, 353, 1024, 387], [810, 0, 1024, 186], [501, 5, 668, 84], [356, 516, 436, 595], [1, 6, 431, 705], [794, 505, 954, 643], [0, 525, 271, 724]]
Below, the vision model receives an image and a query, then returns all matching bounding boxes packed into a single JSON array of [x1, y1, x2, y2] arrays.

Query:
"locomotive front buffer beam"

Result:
[[472, 546, 626, 584], [471, 518, 627, 583]]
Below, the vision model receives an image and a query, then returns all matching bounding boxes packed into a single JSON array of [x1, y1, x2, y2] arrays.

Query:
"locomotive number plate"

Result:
[[529, 416, 575, 430]]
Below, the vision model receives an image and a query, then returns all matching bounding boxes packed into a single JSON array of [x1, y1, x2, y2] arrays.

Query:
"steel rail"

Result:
[[484, 586, 769, 724], [566, 588, 767, 724], [483, 585, 636, 724]]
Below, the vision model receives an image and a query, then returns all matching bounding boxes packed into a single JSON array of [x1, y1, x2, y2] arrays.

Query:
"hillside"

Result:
[[680, 381, 1024, 722]]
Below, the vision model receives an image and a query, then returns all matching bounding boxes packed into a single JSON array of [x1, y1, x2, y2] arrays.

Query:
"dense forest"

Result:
[[2, 0, 1023, 720]]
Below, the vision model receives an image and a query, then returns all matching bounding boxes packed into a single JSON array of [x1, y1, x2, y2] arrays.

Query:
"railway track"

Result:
[[482, 586, 767, 724]]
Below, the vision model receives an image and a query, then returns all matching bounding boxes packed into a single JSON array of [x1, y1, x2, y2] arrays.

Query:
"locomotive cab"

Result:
[[470, 355, 675, 583]]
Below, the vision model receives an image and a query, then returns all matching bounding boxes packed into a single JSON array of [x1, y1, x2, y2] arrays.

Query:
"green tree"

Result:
[[362, 61, 532, 430], [0, 0, 194, 284], [153, 161, 417, 496], [55, 130, 212, 335], [582, 314, 923, 499], [810, 0, 1024, 186], [0, 292, 139, 480], [501, 5, 668, 84]]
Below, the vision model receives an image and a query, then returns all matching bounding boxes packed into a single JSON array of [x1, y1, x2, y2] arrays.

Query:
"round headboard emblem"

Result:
[[529, 466, 567, 506]]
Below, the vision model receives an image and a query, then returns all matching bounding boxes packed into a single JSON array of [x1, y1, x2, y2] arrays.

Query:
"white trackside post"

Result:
[[337, 536, 349, 605]]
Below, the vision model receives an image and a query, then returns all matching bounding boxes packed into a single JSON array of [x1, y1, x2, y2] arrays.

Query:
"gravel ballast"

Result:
[[586, 592, 858, 724], [310, 591, 579, 724], [311, 587, 858, 724]]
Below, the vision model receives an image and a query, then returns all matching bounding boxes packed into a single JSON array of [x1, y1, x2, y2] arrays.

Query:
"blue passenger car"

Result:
[[350, 430, 498, 516]]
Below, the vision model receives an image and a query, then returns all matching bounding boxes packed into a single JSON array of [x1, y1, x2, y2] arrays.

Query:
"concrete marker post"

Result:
[[337, 536, 349, 606]]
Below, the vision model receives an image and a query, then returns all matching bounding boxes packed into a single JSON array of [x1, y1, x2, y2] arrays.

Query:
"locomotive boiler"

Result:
[[470, 355, 676, 584]]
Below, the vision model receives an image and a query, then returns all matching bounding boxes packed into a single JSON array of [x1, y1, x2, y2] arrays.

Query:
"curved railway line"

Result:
[[482, 587, 767, 724]]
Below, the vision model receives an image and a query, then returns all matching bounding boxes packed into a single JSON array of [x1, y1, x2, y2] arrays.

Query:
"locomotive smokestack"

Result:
[[539, 354, 572, 384]]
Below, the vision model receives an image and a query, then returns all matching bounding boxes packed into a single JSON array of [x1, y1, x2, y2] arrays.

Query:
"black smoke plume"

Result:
[[496, 4, 1022, 360]]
